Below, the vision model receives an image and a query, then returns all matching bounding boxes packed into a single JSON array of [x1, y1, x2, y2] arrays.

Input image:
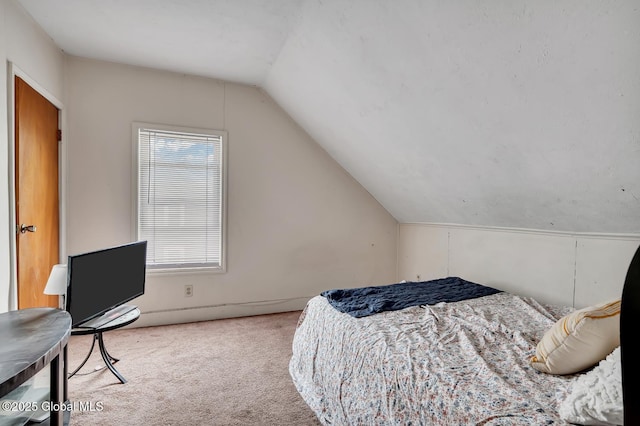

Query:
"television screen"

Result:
[[66, 240, 147, 327]]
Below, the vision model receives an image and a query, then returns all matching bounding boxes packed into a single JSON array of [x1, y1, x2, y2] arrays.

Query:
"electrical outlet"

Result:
[[184, 284, 193, 297]]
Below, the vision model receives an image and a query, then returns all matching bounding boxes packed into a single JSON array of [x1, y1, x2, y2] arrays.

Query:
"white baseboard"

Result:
[[129, 296, 312, 328]]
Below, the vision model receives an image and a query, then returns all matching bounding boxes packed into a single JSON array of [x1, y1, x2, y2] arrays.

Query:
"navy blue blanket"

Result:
[[321, 277, 501, 318]]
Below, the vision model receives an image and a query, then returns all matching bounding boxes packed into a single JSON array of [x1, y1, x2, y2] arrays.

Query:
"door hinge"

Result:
[[57, 129, 62, 141]]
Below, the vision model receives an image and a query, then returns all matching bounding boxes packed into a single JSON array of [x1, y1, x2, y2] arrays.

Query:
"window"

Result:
[[132, 122, 226, 271]]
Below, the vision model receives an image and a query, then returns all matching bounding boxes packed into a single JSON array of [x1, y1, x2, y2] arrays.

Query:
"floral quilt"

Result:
[[290, 292, 579, 425]]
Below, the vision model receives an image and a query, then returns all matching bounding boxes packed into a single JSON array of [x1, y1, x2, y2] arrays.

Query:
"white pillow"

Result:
[[530, 299, 620, 374], [559, 347, 623, 425]]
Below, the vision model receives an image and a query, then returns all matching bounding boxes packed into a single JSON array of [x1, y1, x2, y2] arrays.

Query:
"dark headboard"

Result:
[[621, 244, 640, 425]]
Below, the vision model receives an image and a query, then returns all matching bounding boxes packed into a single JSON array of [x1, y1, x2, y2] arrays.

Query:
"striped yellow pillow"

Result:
[[531, 299, 620, 375]]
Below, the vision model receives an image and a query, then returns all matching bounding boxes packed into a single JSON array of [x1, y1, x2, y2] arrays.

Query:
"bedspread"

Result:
[[290, 292, 578, 425]]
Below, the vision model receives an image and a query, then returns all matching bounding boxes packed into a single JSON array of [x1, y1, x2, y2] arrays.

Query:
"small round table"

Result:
[[69, 307, 140, 384]]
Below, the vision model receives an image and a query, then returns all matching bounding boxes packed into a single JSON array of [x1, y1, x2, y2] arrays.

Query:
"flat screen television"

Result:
[[66, 240, 147, 327]]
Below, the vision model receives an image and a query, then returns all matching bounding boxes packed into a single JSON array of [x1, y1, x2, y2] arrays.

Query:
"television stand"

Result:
[[69, 306, 140, 384]]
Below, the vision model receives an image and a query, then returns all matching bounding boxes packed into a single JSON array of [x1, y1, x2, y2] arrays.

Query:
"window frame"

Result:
[[131, 121, 228, 274]]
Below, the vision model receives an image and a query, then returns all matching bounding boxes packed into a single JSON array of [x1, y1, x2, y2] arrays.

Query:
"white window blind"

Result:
[[135, 124, 225, 270]]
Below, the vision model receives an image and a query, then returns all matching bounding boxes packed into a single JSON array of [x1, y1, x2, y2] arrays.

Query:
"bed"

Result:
[[290, 247, 640, 425]]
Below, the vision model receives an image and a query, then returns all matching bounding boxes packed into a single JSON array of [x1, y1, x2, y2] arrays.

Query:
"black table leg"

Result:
[[63, 344, 68, 402], [49, 353, 64, 426], [68, 332, 127, 383], [97, 332, 127, 384], [68, 334, 97, 378]]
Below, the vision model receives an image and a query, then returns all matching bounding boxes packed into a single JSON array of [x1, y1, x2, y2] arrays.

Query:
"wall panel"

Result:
[[398, 223, 640, 308]]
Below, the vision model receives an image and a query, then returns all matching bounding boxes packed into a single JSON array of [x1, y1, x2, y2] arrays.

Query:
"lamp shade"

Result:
[[44, 264, 67, 295]]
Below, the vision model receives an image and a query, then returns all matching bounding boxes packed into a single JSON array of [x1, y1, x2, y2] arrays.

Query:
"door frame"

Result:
[[8, 63, 67, 310]]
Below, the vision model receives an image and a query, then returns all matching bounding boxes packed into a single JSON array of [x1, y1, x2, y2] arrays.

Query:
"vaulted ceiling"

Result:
[[18, 0, 640, 233]]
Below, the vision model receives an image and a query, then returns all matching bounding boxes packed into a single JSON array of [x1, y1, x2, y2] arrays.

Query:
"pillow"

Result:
[[530, 299, 620, 375], [559, 346, 623, 425]]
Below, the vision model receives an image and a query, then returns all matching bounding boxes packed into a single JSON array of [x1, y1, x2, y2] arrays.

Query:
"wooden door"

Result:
[[15, 76, 60, 309]]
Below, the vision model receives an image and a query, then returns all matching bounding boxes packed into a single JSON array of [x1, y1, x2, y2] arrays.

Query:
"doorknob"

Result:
[[19, 224, 37, 234]]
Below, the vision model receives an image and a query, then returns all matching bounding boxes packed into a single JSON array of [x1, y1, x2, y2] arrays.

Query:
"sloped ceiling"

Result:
[[18, 0, 640, 233]]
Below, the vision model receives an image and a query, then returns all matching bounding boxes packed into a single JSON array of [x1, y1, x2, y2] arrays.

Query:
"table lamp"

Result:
[[43, 264, 67, 309]]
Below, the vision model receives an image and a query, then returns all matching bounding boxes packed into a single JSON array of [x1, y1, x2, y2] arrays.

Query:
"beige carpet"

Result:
[[65, 311, 321, 426]]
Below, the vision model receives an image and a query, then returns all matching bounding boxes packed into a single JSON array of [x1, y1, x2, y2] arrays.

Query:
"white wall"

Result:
[[65, 57, 398, 326], [0, 0, 11, 313], [0, 0, 65, 312], [398, 223, 640, 308], [0, 0, 8, 313]]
